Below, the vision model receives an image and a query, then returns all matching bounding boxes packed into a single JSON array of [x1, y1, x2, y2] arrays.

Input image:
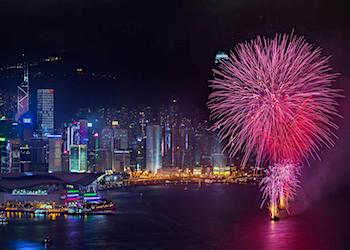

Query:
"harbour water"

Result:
[[0, 184, 349, 250]]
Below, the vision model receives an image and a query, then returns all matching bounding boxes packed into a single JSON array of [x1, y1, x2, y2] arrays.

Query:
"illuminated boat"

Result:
[[83, 199, 116, 215], [0, 213, 9, 223]]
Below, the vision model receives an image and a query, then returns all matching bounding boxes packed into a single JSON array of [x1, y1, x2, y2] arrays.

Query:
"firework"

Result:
[[208, 33, 341, 218], [260, 162, 301, 218]]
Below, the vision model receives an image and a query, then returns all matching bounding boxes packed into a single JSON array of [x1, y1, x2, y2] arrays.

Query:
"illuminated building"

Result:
[[162, 121, 172, 167], [97, 128, 113, 171], [0, 173, 103, 203], [15, 64, 30, 121], [36, 89, 54, 137], [214, 51, 229, 64], [19, 115, 34, 141], [1, 139, 21, 173], [65, 122, 79, 152], [20, 144, 31, 172], [146, 125, 162, 173], [113, 128, 128, 150], [69, 144, 87, 173], [211, 133, 225, 168], [193, 122, 212, 167], [48, 135, 63, 172], [0, 136, 7, 173], [0, 90, 16, 120], [213, 166, 231, 176], [112, 150, 130, 172], [78, 119, 89, 145], [193, 167, 202, 176], [29, 139, 49, 172], [88, 132, 99, 172]]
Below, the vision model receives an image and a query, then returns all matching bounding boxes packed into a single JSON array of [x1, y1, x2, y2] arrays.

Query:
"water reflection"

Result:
[[0, 185, 349, 249]]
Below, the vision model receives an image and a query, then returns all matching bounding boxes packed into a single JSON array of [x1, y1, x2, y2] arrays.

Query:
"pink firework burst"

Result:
[[208, 33, 342, 217], [208, 33, 341, 168]]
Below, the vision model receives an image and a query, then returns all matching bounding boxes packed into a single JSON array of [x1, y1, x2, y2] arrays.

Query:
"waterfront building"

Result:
[[0, 172, 103, 203], [112, 150, 130, 172], [146, 125, 162, 173]]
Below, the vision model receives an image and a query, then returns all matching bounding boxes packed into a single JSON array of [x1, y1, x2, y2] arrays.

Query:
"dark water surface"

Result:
[[0, 184, 349, 250]]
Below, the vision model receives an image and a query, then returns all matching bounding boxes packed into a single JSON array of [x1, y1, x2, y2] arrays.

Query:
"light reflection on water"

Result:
[[0, 185, 349, 250]]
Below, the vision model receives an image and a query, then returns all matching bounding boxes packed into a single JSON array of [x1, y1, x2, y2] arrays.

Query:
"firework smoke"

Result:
[[208, 33, 341, 218]]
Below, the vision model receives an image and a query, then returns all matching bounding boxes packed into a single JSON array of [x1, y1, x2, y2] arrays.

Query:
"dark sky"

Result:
[[0, 0, 348, 114], [0, 0, 350, 198]]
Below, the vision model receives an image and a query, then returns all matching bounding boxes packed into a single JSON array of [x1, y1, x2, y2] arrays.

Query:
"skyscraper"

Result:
[[16, 64, 30, 121], [48, 135, 63, 172], [114, 128, 128, 150], [1, 139, 21, 173], [36, 89, 54, 137], [69, 144, 87, 173], [146, 125, 162, 173]]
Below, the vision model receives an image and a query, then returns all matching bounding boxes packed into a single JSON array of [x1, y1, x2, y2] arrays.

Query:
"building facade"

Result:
[[146, 125, 162, 173], [36, 89, 54, 137]]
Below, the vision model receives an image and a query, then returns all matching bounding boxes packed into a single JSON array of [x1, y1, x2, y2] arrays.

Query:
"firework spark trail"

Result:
[[208, 33, 342, 217], [260, 162, 301, 217]]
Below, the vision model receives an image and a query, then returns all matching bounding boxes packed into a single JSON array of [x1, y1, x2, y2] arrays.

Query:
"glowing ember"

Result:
[[208, 33, 342, 218]]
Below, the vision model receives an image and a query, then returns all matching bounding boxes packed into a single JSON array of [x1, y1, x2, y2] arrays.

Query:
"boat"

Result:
[[271, 216, 280, 221], [42, 236, 52, 245], [0, 213, 9, 224]]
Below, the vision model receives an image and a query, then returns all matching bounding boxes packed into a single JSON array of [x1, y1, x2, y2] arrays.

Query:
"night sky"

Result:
[[0, 0, 348, 112], [0, 0, 349, 204]]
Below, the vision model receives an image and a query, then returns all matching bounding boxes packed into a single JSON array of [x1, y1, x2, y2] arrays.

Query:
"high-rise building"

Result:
[[0, 90, 17, 120], [0, 135, 7, 173], [78, 119, 89, 145], [36, 89, 54, 137], [16, 64, 30, 121], [29, 139, 49, 172], [88, 132, 99, 172], [48, 135, 63, 172], [19, 143, 31, 172], [98, 127, 113, 172], [114, 128, 128, 150], [112, 150, 130, 172], [69, 144, 87, 173], [1, 139, 21, 173], [162, 121, 172, 167], [146, 125, 162, 173], [65, 122, 79, 151]]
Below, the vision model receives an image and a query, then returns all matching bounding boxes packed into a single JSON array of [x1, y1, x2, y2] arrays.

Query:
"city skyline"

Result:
[[1, 1, 350, 249]]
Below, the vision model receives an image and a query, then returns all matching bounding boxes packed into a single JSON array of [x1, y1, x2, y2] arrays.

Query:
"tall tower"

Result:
[[146, 125, 162, 173], [36, 89, 54, 137], [16, 64, 30, 121]]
